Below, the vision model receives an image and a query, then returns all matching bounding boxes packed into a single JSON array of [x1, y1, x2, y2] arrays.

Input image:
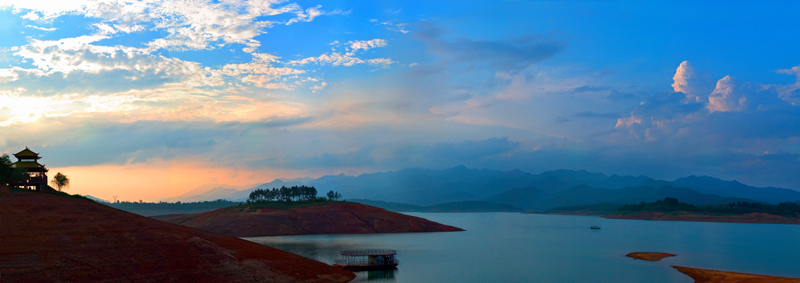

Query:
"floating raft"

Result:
[[333, 249, 399, 271]]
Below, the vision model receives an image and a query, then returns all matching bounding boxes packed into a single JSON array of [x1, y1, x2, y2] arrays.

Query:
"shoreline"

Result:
[[623, 251, 800, 282], [673, 266, 800, 283], [605, 211, 800, 225]]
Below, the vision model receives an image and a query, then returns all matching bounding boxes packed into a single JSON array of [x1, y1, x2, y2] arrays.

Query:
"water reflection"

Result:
[[243, 213, 800, 283], [358, 269, 396, 282], [246, 235, 399, 282]]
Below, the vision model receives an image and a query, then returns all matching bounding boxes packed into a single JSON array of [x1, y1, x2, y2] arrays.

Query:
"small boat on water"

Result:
[[591, 226, 601, 229], [334, 249, 399, 271]]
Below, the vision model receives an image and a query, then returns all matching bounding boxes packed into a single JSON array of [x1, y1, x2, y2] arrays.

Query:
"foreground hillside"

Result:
[[0, 187, 354, 283], [153, 202, 464, 237]]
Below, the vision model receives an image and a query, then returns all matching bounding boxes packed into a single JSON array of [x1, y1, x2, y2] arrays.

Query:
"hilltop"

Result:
[[0, 186, 354, 283], [153, 202, 464, 237]]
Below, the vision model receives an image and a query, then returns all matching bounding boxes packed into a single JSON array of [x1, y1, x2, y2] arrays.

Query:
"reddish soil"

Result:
[[626, 252, 676, 261], [673, 266, 800, 283], [605, 211, 800, 224], [0, 186, 355, 283], [153, 202, 465, 237]]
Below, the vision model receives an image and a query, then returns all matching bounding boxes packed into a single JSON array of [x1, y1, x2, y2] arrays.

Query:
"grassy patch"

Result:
[[8, 186, 93, 201]]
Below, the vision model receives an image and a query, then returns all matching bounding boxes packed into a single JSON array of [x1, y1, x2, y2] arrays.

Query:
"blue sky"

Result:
[[1, 0, 800, 200]]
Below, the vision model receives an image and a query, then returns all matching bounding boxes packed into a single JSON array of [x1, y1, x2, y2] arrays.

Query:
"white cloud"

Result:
[[372, 20, 409, 34], [366, 58, 396, 66], [671, 60, 713, 103], [289, 52, 395, 67], [197, 52, 303, 90], [310, 81, 327, 92], [286, 5, 347, 25], [290, 39, 393, 67], [707, 75, 748, 112], [778, 65, 800, 105], [347, 39, 388, 53], [615, 113, 641, 128], [6, 0, 339, 52], [21, 11, 41, 20], [25, 25, 57, 31]]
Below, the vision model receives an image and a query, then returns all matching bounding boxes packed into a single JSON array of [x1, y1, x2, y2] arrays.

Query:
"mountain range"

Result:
[[161, 166, 800, 210]]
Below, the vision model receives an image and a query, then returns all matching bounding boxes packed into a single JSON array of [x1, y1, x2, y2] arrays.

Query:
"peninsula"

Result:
[[153, 201, 464, 237], [673, 266, 800, 283], [0, 185, 354, 283]]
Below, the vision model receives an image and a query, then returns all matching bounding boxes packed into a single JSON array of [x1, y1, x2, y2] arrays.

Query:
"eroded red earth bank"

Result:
[[0, 186, 354, 283]]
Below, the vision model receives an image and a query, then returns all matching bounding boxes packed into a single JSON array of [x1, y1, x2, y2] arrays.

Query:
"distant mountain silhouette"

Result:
[[348, 199, 521, 212], [485, 186, 547, 208], [162, 166, 800, 210], [670, 175, 800, 204]]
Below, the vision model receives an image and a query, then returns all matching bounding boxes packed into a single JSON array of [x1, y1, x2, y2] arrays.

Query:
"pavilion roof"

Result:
[[13, 161, 47, 170], [14, 147, 40, 158]]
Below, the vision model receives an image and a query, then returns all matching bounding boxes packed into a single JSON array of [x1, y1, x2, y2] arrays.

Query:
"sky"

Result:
[[1, 0, 800, 201]]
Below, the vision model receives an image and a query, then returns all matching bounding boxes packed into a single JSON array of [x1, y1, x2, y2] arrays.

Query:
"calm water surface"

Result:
[[244, 213, 800, 282]]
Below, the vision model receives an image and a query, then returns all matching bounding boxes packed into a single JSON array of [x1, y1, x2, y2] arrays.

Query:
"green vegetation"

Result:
[[618, 197, 800, 217], [7, 183, 93, 201], [247, 185, 342, 203], [0, 154, 26, 187], [51, 172, 70, 192]]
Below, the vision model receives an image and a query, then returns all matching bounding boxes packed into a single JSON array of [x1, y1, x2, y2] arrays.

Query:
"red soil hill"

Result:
[[0, 186, 354, 283], [153, 202, 465, 237]]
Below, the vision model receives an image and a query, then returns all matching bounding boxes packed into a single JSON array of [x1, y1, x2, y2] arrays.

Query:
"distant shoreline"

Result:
[[535, 210, 800, 225], [604, 211, 800, 225]]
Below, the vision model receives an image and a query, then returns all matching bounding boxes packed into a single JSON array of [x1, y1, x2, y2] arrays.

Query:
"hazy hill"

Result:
[[348, 199, 521, 212], [539, 185, 759, 210], [162, 166, 800, 209], [670, 175, 800, 204], [484, 186, 547, 208], [161, 179, 306, 203]]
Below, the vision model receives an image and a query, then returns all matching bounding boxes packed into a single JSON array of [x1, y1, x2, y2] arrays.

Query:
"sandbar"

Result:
[[626, 252, 676, 261]]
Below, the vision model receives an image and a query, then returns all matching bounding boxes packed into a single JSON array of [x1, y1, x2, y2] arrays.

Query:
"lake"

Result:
[[244, 213, 800, 282]]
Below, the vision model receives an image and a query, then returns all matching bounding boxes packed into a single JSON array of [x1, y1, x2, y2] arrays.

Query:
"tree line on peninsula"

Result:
[[619, 197, 800, 216], [247, 185, 342, 203]]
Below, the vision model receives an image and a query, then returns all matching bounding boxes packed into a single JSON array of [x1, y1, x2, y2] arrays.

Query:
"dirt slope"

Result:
[[0, 187, 354, 283], [153, 202, 465, 237]]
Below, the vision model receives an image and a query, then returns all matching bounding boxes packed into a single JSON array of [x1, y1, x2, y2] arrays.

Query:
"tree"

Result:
[[0, 154, 26, 187], [51, 172, 70, 192], [327, 190, 342, 201]]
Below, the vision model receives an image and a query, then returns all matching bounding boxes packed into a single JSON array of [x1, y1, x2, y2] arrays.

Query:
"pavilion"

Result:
[[9, 147, 49, 191]]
